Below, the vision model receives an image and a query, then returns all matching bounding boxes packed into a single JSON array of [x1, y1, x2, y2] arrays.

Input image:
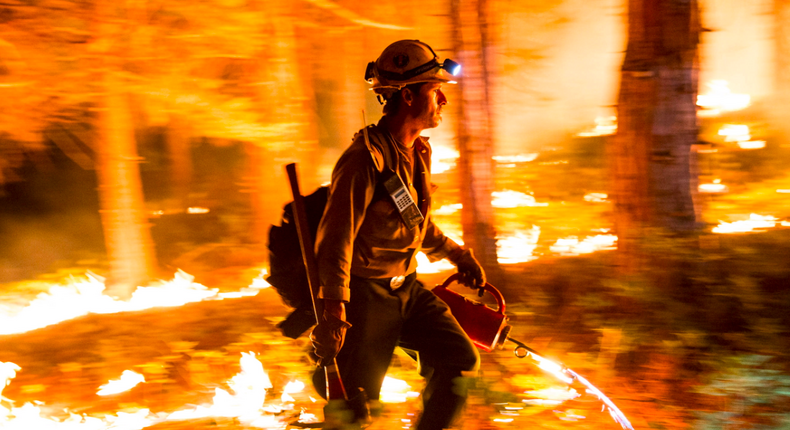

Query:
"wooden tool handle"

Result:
[[285, 163, 348, 401]]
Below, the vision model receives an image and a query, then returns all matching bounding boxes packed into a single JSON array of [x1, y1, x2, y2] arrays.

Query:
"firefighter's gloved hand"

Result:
[[454, 248, 486, 290], [309, 311, 352, 367]]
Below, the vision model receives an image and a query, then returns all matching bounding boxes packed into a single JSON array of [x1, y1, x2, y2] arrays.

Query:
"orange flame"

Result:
[[0, 270, 268, 336]]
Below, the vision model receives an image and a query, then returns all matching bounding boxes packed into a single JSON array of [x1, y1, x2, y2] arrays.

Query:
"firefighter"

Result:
[[311, 39, 486, 430]]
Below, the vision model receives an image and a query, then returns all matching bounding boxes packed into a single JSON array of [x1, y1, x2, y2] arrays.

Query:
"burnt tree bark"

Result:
[[610, 0, 701, 269], [451, 0, 503, 285]]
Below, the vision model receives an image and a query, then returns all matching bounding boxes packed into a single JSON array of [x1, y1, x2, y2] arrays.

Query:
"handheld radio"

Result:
[[361, 111, 424, 230]]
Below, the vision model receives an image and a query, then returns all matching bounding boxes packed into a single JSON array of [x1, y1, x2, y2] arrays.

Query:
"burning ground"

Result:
[[3, 228, 790, 430], [0, 270, 640, 430]]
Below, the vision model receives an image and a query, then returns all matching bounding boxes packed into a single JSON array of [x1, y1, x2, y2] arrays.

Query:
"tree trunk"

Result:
[[94, 0, 157, 297], [451, 0, 502, 285], [610, 0, 700, 270], [96, 71, 157, 297], [774, 0, 790, 143]]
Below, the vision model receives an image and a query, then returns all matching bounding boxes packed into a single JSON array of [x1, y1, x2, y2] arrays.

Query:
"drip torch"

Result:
[[432, 273, 634, 430]]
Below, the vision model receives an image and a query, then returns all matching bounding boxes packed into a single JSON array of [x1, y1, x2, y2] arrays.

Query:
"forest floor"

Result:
[[0, 261, 684, 430], [3, 123, 790, 429], [3, 224, 790, 430]]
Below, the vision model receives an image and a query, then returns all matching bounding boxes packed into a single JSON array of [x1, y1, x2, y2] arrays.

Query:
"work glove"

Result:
[[453, 248, 487, 290], [309, 311, 352, 367]]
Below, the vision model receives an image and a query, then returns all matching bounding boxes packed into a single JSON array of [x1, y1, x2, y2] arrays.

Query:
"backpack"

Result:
[[267, 186, 328, 339]]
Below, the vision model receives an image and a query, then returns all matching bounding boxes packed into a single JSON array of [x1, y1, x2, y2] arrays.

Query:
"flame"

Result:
[[379, 376, 418, 404], [2, 353, 286, 429], [280, 380, 305, 403], [565, 369, 634, 430], [719, 124, 751, 142], [697, 80, 751, 116], [434, 203, 462, 215], [737, 140, 766, 150], [699, 179, 729, 193], [416, 252, 456, 274], [2, 405, 155, 430], [497, 227, 541, 265], [525, 387, 580, 401], [175, 352, 272, 421], [250, 268, 273, 290], [150, 207, 210, 217], [518, 349, 574, 385], [0, 270, 269, 336], [550, 235, 617, 255], [96, 370, 145, 396], [577, 116, 617, 137], [515, 349, 634, 430], [1, 362, 21, 399], [282, 380, 305, 394], [493, 153, 539, 163], [583, 192, 608, 203], [430, 145, 459, 174], [713, 214, 778, 234], [492, 190, 548, 208]]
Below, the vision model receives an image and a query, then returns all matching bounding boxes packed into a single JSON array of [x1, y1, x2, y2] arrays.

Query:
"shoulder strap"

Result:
[[361, 123, 381, 172], [361, 124, 396, 176]]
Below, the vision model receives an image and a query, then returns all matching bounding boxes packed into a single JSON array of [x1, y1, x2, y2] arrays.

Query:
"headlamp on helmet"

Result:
[[442, 59, 462, 77], [364, 40, 462, 94]]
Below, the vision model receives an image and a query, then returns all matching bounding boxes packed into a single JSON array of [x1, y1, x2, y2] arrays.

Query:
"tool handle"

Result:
[[285, 163, 348, 401], [437, 273, 506, 314]]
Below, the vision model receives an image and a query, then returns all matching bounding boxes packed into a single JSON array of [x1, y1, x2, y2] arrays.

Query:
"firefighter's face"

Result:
[[412, 82, 448, 129]]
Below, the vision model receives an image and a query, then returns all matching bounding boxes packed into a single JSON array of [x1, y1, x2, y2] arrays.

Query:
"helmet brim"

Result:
[[370, 66, 458, 92]]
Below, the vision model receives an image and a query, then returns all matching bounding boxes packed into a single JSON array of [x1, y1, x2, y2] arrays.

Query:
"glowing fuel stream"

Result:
[[508, 337, 634, 430]]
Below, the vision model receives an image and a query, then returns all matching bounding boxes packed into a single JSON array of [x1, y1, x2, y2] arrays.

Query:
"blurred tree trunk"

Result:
[[774, 0, 790, 143], [451, 0, 503, 285], [94, 1, 157, 297], [610, 0, 700, 270], [247, 0, 321, 245], [165, 114, 193, 209], [96, 73, 157, 297]]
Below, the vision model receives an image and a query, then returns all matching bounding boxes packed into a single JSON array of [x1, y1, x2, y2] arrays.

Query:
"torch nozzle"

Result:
[[506, 337, 574, 384]]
